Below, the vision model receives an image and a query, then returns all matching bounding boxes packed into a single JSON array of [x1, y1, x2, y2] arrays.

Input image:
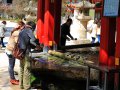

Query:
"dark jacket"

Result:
[[18, 27, 37, 54], [60, 23, 73, 46], [61, 23, 72, 39]]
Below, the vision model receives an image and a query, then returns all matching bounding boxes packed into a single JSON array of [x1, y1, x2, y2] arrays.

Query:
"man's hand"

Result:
[[66, 37, 70, 41], [35, 45, 42, 50], [74, 38, 77, 40], [71, 38, 77, 40]]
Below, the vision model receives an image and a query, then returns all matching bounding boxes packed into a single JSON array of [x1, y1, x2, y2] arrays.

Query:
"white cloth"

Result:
[[96, 27, 101, 35], [91, 24, 97, 38], [0, 23, 6, 37], [87, 20, 94, 31]]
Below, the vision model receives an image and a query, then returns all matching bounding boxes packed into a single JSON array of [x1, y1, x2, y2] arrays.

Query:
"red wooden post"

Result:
[[54, 0, 62, 45], [99, 17, 116, 66], [37, 0, 45, 44], [44, 0, 54, 46], [114, 17, 120, 90], [115, 17, 120, 64], [99, 17, 116, 90]]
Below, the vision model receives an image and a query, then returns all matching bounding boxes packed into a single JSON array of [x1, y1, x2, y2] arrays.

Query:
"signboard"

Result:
[[103, 0, 120, 17]]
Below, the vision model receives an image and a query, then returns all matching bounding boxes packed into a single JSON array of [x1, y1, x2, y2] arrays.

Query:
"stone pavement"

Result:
[[0, 49, 21, 90], [0, 20, 22, 90]]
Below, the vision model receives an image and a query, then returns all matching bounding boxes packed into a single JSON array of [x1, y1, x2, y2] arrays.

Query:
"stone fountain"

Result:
[[66, 0, 95, 45]]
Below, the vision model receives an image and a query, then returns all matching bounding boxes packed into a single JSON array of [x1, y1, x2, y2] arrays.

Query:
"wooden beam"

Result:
[[59, 43, 100, 50]]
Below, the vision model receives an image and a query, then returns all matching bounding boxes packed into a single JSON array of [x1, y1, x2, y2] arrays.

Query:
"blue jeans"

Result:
[[6, 53, 16, 80], [97, 35, 100, 43]]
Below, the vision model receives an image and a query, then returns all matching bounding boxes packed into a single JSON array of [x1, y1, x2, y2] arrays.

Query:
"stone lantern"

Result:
[[66, 0, 95, 45]]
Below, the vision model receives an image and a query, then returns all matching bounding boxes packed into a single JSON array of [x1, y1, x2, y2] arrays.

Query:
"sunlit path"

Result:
[[0, 21, 20, 90]]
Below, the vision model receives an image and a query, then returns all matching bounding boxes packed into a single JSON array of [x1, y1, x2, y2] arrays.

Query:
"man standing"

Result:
[[0, 21, 7, 47], [18, 21, 40, 89], [90, 19, 98, 43], [60, 18, 74, 46]]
